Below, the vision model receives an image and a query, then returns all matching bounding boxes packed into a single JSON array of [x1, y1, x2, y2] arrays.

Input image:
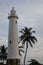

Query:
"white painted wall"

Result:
[[8, 17, 20, 59]]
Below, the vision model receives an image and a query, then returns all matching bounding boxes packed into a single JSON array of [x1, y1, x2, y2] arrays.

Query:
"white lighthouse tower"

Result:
[[7, 7, 20, 65]]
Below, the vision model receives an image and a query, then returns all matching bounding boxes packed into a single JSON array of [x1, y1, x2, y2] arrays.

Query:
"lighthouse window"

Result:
[[16, 21, 17, 24], [9, 40, 11, 44]]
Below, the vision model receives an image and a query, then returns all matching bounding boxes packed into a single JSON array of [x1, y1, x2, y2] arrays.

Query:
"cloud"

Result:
[[0, 38, 8, 47], [0, 21, 9, 38]]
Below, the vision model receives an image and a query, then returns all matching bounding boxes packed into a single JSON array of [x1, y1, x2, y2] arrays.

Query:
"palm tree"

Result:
[[19, 46, 24, 56], [1, 45, 7, 64], [28, 59, 41, 65], [19, 27, 37, 65]]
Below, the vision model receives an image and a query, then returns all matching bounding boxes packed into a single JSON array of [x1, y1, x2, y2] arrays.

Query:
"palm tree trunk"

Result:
[[24, 43, 28, 65]]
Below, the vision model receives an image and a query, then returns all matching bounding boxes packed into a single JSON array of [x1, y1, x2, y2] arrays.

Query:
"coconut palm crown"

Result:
[[19, 27, 37, 48], [0, 45, 7, 64]]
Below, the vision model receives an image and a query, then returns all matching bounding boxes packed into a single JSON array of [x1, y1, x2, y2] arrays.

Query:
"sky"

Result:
[[0, 0, 43, 64]]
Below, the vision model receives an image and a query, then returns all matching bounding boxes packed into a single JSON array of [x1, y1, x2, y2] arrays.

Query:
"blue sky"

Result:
[[0, 0, 43, 64]]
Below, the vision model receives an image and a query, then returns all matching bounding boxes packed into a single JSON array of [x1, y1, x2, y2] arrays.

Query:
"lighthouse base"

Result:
[[7, 59, 20, 65]]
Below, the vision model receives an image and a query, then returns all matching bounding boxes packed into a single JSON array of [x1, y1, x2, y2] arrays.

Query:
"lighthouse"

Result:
[[7, 7, 20, 65]]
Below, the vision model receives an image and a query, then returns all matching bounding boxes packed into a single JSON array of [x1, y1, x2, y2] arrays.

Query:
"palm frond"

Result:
[[18, 41, 20, 44], [19, 31, 24, 34], [32, 36, 37, 42], [28, 40, 33, 47], [31, 39, 35, 44], [28, 28, 32, 31], [19, 35, 25, 41], [19, 46, 23, 48], [19, 49, 24, 56], [22, 28, 25, 33], [32, 31, 36, 33], [19, 50, 22, 56], [19, 49, 24, 53]]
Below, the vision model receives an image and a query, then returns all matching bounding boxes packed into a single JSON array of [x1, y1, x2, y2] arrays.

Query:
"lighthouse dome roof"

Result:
[[10, 7, 16, 15], [8, 7, 18, 19]]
